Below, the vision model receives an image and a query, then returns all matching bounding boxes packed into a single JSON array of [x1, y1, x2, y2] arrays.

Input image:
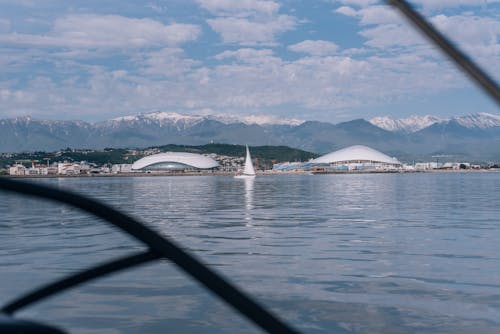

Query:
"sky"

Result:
[[0, 0, 499, 123]]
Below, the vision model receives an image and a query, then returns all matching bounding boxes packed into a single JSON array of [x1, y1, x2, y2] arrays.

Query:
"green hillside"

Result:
[[154, 143, 318, 161], [0, 144, 318, 168]]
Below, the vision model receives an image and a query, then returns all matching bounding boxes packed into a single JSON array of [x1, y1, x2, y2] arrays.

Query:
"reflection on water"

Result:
[[1, 173, 500, 333], [243, 177, 254, 225]]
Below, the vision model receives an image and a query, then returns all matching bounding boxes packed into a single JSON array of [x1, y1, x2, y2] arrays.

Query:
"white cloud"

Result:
[[0, 47, 466, 121], [332, 0, 380, 7], [146, 2, 168, 14], [360, 23, 426, 49], [199, 0, 298, 45], [412, 0, 500, 10], [430, 14, 500, 73], [206, 15, 297, 45], [432, 14, 500, 54], [197, 0, 280, 17], [334, 0, 500, 10], [335, 6, 358, 17], [335, 3, 499, 60], [335, 5, 401, 25], [199, 52, 461, 112], [140, 48, 200, 77], [1, 0, 497, 122], [0, 19, 10, 32], [288, 40, 339, 56], [0, 49, 51, 73], [333, 0, 500, 96], [0, 88, 33, 103], [335, 4, 426, 51], [215, 48, 277, 63], [0, 15, 201, 49], [357, 5, 401, 25]]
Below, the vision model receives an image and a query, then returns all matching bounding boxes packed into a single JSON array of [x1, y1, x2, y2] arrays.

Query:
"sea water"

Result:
[[1, 173, 500, 333]]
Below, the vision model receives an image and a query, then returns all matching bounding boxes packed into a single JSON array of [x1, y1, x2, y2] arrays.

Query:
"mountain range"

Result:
[[370, 113, 500, 133], [2, 111, 500, 162]]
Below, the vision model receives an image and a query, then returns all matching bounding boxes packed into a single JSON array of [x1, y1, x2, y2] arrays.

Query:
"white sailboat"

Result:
[[235, 145, 256, 178]]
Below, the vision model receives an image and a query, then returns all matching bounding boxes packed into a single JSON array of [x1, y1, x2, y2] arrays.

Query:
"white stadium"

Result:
[[312, 145, 401, 167], [131, 152, 219, 171], [273, 145, 401, 172]]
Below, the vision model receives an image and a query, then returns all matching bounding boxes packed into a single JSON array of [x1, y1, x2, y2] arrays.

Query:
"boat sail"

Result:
[[235, 145, 256, 178]]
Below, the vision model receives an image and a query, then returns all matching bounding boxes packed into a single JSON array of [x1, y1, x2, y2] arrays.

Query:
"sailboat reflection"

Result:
[[243, 177, 254, 226]]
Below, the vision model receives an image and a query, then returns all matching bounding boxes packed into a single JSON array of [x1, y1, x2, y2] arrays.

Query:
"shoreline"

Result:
[[2, 168, 500, 179]]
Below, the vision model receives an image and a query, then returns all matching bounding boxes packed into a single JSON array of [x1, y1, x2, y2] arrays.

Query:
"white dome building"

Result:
[[131, 152, 219, 171], [312, 145, 401, 170]]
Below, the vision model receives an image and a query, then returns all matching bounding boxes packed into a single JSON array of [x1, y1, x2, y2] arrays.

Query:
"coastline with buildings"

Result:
[[2, 144, 498, 178]]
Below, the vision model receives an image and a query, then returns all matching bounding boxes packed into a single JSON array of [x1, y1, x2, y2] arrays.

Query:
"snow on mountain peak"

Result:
[[112, 111, 202, 123], [194, 108, 303, 126], [111, 111, 499, 131], [144, 111, 203, 123], [206, 113, 303, 126], [370, 115, 442, 133], [370, 113, 500, 132], [112, 111, 304, 126], [240, 114, 304, 126], [453, 112, 500, 129], [112, 115, 137, 122]]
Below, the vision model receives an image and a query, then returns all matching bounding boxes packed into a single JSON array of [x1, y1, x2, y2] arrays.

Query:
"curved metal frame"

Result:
[[2, 251, 160, 314], [0, 178, 299, 334]]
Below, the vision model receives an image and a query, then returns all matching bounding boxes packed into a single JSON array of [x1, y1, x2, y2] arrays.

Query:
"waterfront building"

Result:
[[111, 164, 133, 174], [273, 145, 401, 172], [43, 166, 58, 175], [416, 161, 472, 170], [9, 164, 26, 176], [272, 161, 320, 172], [131, 152, 219, 172], [57, 162, 81, 175], [311, 145, 401, 171], [78, 163, 92, 175], [26, 167, 42, 175]]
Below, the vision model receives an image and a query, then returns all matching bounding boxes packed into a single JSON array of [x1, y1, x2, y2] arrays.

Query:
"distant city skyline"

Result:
[[0, 0, 499, 123]]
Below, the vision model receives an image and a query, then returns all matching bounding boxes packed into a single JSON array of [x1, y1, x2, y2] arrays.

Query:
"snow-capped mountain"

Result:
[[107, 111, 304, 127], [1, 111, 500, 161], [0, 111, 306, 152], [370, 115, 442, 133], [205, 113, 304, 126], [102, 112, 206, 131], [370, 113, 500, 133], [111, 112, 202, 124], [453, 113, 500, 129]]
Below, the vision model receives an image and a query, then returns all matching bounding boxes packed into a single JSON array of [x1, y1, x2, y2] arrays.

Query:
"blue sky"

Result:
[[0, 0, 499, 123]]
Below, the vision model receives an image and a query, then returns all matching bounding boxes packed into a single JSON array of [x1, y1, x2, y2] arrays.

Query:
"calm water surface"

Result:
[[1, 173, 500, 333]]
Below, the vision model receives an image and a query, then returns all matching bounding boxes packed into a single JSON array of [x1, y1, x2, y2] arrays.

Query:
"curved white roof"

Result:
[[131, 152, 219, 170], [312, 145, 401, 165]]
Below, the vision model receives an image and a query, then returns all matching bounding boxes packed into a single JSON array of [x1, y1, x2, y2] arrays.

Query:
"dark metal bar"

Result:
[[387, 0, 500, 105], [1, 250, 160, 315], [0, 178, 300, 334]]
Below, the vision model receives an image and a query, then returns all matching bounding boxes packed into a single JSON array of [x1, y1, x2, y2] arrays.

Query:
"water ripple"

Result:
[[1, 173, 500, 333]]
